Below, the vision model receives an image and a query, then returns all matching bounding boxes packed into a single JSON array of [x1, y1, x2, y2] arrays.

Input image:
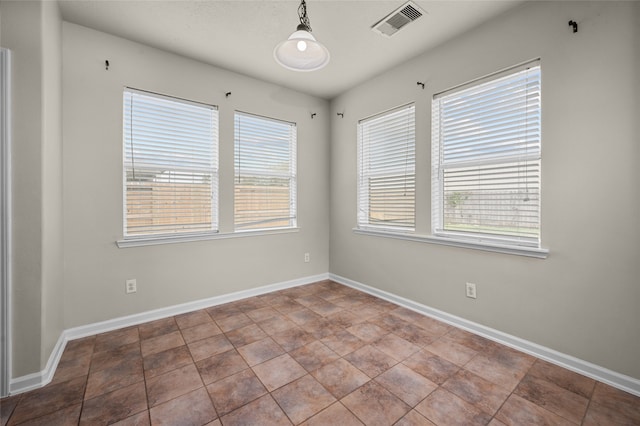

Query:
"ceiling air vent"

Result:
[[372, 1, 424, 37]]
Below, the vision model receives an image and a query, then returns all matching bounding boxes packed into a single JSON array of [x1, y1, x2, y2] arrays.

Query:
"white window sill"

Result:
[[353, 228, 548, 259], [117, 227, 300, 248]]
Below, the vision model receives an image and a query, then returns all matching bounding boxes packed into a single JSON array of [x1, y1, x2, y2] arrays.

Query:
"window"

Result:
[[358, 104, 415, 231], [234, 112, 297, 231], [123, 88, 218, 237], [431, 61, 541, 247]]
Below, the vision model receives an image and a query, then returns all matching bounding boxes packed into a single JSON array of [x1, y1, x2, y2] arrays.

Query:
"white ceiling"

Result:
[[58, 0, 525, 100]]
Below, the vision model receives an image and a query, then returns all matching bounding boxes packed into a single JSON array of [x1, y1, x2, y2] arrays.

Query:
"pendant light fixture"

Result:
[[274, 0, 330, 72]]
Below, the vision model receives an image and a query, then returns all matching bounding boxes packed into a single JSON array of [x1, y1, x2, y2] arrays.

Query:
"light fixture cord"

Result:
[[523, 67, 530, 202], [298, 0, 312, 31], [403, 110, 410, 197], [129, 94, 137, 181]]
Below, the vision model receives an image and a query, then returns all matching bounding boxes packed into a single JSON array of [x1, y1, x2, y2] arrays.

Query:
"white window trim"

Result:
[[234, 111, 297, 231], [117, 227, 300, 248], [1, 48, 12, 398], [431, 59, 543, 251], [353, 228, 548, 259], [357, 103, 416, 231], [122, 88, 219, 239]]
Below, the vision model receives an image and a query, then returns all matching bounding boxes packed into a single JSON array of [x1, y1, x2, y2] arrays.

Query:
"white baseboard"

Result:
[[10, 271, 640, 398], [62, 273, 329, 341], [9, 273, 329, 395], [329, 273, 640, 397], [8, 330, 67, 395]]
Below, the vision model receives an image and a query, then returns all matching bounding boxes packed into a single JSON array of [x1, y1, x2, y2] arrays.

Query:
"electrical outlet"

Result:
[[465, 282, 477, 299], [304, 252, 310, 263], [126, 279, 137, 294]]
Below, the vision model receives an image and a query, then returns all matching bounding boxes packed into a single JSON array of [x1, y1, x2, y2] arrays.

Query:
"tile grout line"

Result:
[[76, 338, 94, 425], [578, 380, 597, 426], [142, 321, 153, 423], [3, 280, 639, 425], [137, 326, 152, 426], [199, 324, 221, 423], [198, 310, 223, 424]]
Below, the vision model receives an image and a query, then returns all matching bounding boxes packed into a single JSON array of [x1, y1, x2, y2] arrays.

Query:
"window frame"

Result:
[[121, 87, 219, 241], [357, 103, 416, 232], [233, 111, 298, 232], [431, 60, 543, 250]]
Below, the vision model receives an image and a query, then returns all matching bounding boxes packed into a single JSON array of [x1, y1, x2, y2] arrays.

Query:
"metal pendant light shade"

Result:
[[274, 0, 329, 72]]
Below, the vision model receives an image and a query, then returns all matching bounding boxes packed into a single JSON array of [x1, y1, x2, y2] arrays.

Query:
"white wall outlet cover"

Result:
[[465, 282, 477, 299], [126, 279, 137, 294]]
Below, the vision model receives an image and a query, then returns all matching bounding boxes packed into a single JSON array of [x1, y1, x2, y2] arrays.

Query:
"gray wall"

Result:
[[40, 0, 64, 371], [4, 0, 638, 384], [330, 1, 640, 379], [61, 23, 330, 329], [0, 0, 64, 377]]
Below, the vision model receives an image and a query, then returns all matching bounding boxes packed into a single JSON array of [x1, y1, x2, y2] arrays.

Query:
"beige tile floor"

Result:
[[1, 280, 639, 425]]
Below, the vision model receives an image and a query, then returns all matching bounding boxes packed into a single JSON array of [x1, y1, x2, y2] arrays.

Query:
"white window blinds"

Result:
[[234, 112, 297, 231], [123, 88, 218, 237], [432, 61, 541, 246], [358, 104, 416, 230]]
